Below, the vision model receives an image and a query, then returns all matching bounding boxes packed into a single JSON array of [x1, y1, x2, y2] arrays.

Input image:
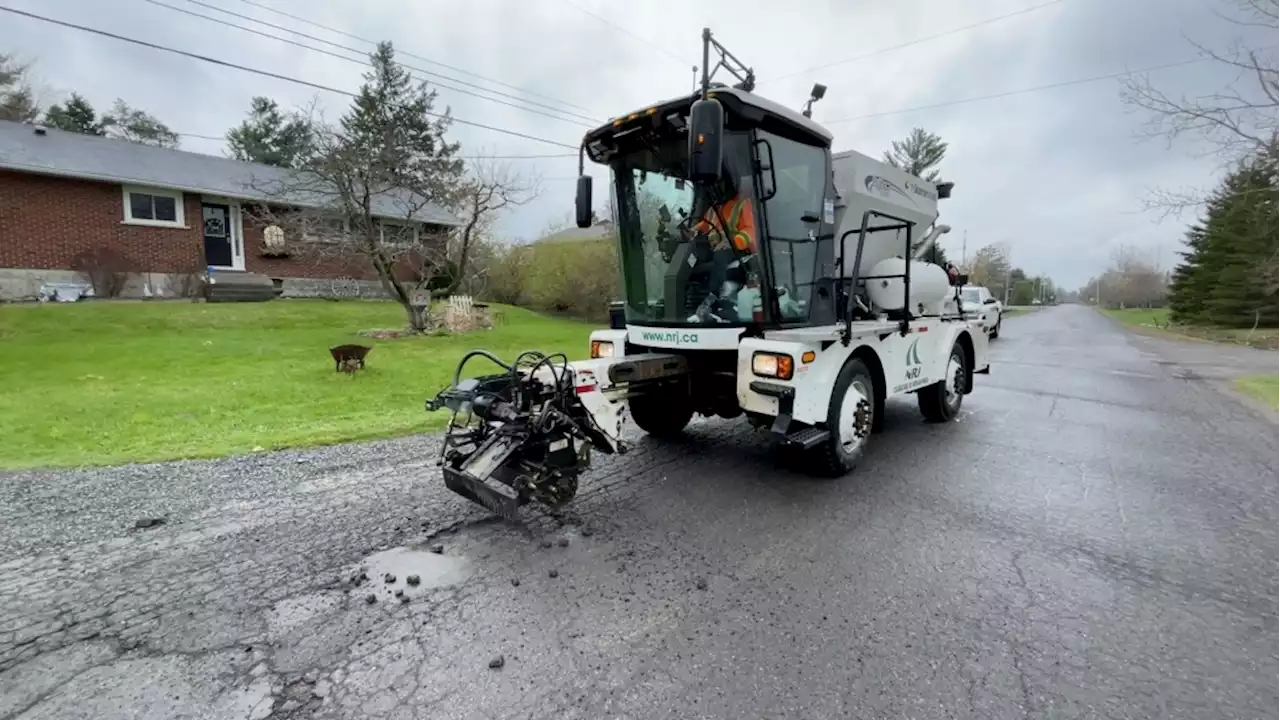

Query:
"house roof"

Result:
[[0, 120, 462, 226]]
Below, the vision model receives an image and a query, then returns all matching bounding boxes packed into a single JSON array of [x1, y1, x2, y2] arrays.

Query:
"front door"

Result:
[[202, 202, 241, 269]]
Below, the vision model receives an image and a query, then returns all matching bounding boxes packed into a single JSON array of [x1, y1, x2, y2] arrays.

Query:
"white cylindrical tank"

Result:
[[863, 258, 952, 312]]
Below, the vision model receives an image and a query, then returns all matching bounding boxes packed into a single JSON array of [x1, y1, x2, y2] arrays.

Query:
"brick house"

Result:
[[0, 120, 461, 300]]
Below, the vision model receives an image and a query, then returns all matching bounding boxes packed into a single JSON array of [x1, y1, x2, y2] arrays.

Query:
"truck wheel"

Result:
[[808, 358, 875, 477], [990, 317, 1001, 339], [629, 391, 693, 438], [918, 342, 966, 422]]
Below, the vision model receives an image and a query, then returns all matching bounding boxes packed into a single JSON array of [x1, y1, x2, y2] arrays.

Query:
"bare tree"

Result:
[[246, 65, 539, 331], [1083, 244, 1169, 309], [248, 116, 458, 331], [433, 156, 540, 298], [1121, 0, 1278, 213], [247, 41, 472, 331], [965, 243, 1012, 300]]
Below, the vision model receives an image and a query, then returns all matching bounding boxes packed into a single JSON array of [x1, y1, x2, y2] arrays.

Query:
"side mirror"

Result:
[[755, 138, 777, 200], [688, 98, 724, 184], [575, 175, 593, 229], [983, 297, 997, 305]]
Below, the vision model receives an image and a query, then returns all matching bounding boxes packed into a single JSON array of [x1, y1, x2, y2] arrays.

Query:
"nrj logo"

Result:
[[640, 330, 700, 344], [903, 338, 924, 381]]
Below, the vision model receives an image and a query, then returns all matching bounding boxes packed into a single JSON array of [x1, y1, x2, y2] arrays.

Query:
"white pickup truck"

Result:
[[959, 285, 1003, 338]]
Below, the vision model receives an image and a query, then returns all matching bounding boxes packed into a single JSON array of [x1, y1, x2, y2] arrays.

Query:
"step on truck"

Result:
[[426, 28, 991, 520]]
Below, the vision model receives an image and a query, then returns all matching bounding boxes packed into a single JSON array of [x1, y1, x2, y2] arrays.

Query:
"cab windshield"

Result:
[[612, 130, 761, 325], [960, 288, 981, 304]]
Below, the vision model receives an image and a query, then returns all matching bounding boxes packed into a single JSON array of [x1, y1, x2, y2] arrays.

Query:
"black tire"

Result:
[[990, 317, 1001, 339], [918, 341, 967, 422], [629, 390, 693, 438], [807, 358, 876, 477]]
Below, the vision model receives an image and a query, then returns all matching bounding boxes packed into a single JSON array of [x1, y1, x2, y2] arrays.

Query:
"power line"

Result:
[[178, 131, 575, 159], [175, 0, 599, 124], [142, 0, 597, 127], [558, 0, 688, 66], [823, 55, 1211, 124], [769, 0, 1070, 81], [230, 0, 598, 115], [0, 5, 581, 150]]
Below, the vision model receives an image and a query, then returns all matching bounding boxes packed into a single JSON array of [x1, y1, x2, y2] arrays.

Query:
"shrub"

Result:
[[69, 247, 131, 298], [521, 239, 620, 321], [167, 266, 209, 301]]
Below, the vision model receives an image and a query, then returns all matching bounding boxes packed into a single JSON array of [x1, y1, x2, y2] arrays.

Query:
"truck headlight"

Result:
[[590, 340, 614, 359], [751, 352, 794, 380]]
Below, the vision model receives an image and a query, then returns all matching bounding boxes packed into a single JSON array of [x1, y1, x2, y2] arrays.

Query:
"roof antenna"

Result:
[[802, 83, 827, 118]]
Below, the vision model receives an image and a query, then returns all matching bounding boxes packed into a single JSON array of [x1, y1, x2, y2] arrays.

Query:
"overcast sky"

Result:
[[2, 0, 1274, 289]]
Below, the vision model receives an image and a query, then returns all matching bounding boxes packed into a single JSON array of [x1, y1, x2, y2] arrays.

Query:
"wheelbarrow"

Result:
[[330, 344, 372, 373]]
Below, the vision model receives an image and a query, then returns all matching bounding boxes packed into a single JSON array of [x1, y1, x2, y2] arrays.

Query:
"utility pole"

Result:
[[961, 230, 968, 268]]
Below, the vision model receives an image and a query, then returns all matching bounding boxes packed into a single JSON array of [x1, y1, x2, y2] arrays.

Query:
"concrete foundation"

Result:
[[0, 268, 393, 302]]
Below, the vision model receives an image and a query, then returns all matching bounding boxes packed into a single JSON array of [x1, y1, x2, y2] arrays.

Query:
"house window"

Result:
[[303, 216, 350, 244], [380, 221, 420, 248], [122, 186, 185, 227]]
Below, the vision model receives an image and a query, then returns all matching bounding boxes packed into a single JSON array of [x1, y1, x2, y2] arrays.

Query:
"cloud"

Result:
[[1, 0, 1270, 288]]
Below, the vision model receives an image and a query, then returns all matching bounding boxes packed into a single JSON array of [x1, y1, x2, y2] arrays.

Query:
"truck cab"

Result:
[[958, 285, 1003, 338]]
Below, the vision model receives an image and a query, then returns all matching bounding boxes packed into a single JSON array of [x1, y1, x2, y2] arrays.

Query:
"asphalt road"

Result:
[[1, 304, 1276, 720]]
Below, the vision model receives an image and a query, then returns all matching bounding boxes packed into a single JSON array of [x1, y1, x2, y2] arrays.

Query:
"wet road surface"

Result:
[[1, 304, 1276, 719]]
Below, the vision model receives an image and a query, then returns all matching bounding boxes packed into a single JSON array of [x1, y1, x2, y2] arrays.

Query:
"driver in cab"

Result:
[[685, 176, 759, 322], [683, 175, 805, 323]]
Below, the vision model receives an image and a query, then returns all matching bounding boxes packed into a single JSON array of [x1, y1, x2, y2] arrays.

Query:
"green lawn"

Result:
[[0, 300, 595, 469], [1102, 307, 1279, 350], [1235, 374, 1280, 410]]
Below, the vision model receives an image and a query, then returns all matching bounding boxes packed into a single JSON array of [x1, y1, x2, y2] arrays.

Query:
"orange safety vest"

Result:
[[694, 195, 757, 254]]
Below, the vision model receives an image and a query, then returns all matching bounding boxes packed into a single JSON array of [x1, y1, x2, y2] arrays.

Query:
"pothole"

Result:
[[352, 545, 472, 603]]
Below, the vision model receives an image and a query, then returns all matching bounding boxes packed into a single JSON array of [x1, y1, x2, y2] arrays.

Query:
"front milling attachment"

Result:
[[425, 350, 626, 521]]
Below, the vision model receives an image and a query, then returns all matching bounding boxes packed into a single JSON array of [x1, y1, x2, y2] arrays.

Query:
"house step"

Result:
[[205, 272, 278, 303]]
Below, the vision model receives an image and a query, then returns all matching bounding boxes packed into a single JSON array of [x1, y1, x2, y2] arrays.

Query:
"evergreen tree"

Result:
[[883, 127, 950, 263], [339, 42, 463, 201], [1167, 219, 1209, 322], [883, 127, 948, 181], [226, 97, 314, 168], [102, 99, 180, 148], [0, 54, 39, 123], [43, 93, 105, 135], [1167, 136, 1278, 327]]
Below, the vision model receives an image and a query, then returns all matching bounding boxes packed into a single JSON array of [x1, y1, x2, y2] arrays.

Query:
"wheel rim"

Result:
[[943, 353, 964, 407], [838, 378, 872, 452]]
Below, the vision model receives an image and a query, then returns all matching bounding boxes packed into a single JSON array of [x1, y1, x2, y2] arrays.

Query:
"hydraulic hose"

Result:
[[452, 349, 514, 386]]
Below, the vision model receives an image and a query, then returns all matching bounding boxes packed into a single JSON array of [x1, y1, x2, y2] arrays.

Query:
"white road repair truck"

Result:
[[426, 29, 991, 519]]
